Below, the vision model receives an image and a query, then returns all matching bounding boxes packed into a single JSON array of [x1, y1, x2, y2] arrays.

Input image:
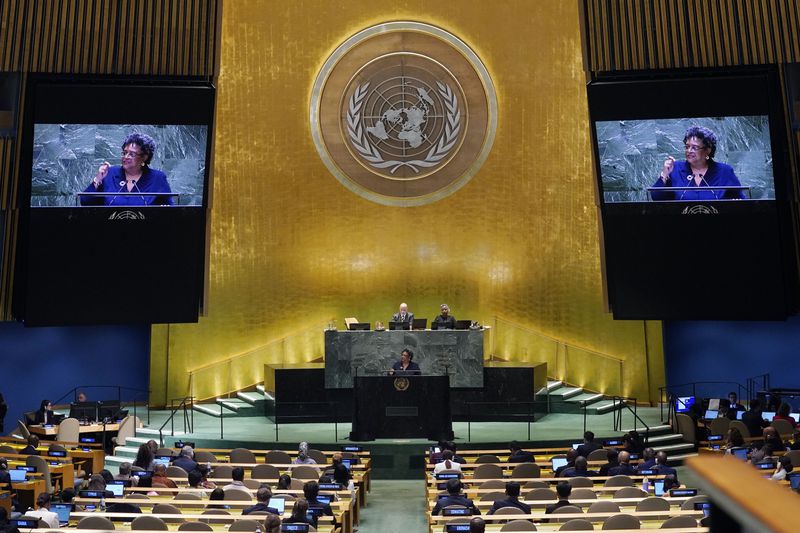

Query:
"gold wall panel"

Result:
[[151, 0, 665, 405]]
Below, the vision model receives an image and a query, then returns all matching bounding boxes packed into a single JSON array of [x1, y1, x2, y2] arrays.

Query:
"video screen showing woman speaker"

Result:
[[594, 116, 775, 203], [30, 124, 208, 207]]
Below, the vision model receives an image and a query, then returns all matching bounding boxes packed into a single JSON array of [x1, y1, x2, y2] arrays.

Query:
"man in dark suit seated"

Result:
[[560, 456, 597, 478], [635, 447, 657, 472], [431, 478, 480, 515], [555, 449, 578, 477], [390, 349, 421, 375], [652, 451, 680, 487], [725, 392, 745, 420], [487, 482, 531, 515], [303, 481, 334, 519], [507, 442, 535, 463], [741, 399, 768, 438], [20, 435, 40, 455], [172, 446, 199, 474], [544, 482, 573, 514], [575, 431, 601, 458], [469, 517, 485, 533], [391, 303, 414, 326], [243, 486, 280, 515], [598, 449, 619, 476], [608, 450, 636, 476]]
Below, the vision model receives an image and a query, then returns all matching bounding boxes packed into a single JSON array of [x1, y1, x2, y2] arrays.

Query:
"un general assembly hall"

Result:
[[1, 1, 800, 532]]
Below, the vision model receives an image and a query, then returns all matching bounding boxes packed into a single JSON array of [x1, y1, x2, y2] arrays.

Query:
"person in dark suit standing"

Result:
[[487, 482, 531, 515], [545, 482, 573, 514], [391, 303, 414, 326], [576, 431, 601, 458], [431, 478, 480, 515], [390, 349, 421, 375], [432, 304, 456, 329]]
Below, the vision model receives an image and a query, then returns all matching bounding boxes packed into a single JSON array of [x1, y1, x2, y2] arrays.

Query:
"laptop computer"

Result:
[[106, 482, 125, 496], [388, 321, 410, 330], [736, 410, 745, 420], [788, 473, 800, 490], [430, 321, 452, 330], [9, 469, 28, 482], [731, 448, 748, 460], [551, 457, 568, 471], [653, 479, 665, 496], [269, 497, 286, 514], [704, 409, 718, 419], [412, 318, 427, 330], [315, 494, 333, 505], [152, 456, 172, 467], [51, 503, 71, 526], [693, 501, 711, 517], [762, 411, 776, 420], [455, 320, 471, 330]]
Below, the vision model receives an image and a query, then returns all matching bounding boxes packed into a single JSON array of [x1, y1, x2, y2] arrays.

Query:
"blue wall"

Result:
[[0, 321, 150, 434], [663, 316, 800, 399]]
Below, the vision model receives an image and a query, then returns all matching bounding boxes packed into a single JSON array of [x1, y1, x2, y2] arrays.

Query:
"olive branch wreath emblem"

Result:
[[346, 81, 461, 174]]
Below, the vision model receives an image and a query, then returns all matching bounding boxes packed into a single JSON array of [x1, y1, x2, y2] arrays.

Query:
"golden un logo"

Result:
[[310, 22, 497, 206], [393, 377, 410, 392]]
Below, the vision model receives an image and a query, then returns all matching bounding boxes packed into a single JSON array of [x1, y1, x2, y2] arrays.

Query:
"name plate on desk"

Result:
[[324, 328, 485, 388]]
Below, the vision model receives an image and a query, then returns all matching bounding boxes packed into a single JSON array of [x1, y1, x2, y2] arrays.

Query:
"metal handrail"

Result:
[[465, 401, 543, 442], [158, 396, 194, 446]]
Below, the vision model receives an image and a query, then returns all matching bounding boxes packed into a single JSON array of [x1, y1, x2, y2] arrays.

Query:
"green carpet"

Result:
[[357, 480, 427, 533]]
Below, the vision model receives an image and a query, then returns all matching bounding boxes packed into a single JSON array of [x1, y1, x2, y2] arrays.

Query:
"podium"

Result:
[[350, 375, 453, 441]]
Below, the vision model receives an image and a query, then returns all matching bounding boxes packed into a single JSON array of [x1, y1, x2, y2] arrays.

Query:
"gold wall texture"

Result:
[[150, 0, 665, 405]]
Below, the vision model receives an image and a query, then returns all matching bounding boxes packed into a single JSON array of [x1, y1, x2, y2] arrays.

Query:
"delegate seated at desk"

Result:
[[390, 349, 421, 375], [432, 303, 456, 329]]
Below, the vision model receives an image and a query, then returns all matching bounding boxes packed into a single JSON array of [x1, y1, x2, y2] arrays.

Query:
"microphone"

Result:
[[679, 173, 693, 200], [108, 180, 127, 205], [698, 173, 718, 199], [130, 179, 146, 203]]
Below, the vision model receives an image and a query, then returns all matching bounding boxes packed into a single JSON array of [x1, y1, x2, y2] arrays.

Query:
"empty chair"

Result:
[[524, 488, 557, 501], [771, 419, 795, 438], [178, 522, 214, 531], [292, 465, 321, 480], [224, 488, 253, 501], [523, 480, 548, 489], [307, 449, 327, 463], [152, 503, 183, 523], [602, 513, 640, 530], [230, 448, 257, 464], [174, 492, 203, 501], [56, 417, 80, 443], [26, 455, 53, 493], [570, 488, 597, 500], [729, 420, 751, 438], [194, 450, 217, 463], [127, 493, 150, 500], [613, 487, 648, 499], [674, 413, 696, 443], [680, 495, 709, 510], [131, 515, 169, 531], [709, 417, 730, 437], [559, 519, 594, 531], [587, 500, 620, 513], [551, 505, 583, 515], [201, 509, 231, 525], [48, 443, 68, 454], [473, 463, 503, 479], [567, 477, 593, 488], [212, 465, 234, 479], [242, 479, 261, 489], [112, 415, 141, 447], [635, 496, 670, 512], [157, 447, 176, 457], [494, 507, 525, 516], [263, 450, 292, 464], [289, 479, 305, 490], [500, 520, 538, 531], [77, 516, 116, 530], [229, 519, 263, 532], [603, 475, 633, 488], [785, 449, 800, 468], [475, 454, 501, 463], [252, 464, 280, 480], [167, 465, 189, 478], [17, 420, 31, 439], [479, 479, 506, 490], [660, 515, 698, 529], [587, 448, 608, 461], [479, 491, 506, 502], [511, 462, 541, 478]]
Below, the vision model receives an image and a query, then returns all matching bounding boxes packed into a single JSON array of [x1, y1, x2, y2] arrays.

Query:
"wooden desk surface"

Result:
[[28, 422, 120, 436]]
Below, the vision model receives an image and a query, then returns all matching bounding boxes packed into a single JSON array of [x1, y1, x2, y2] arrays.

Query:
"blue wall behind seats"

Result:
[[0, 321, 150, 434], [663, 317, 800, 399]]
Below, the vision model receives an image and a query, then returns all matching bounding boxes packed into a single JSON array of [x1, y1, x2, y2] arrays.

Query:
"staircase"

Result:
[[537, 380, 626, 415], [622, 423, 697, 465], [192, 384, 267, 418]]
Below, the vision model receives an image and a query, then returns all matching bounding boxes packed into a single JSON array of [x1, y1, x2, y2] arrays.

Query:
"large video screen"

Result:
[[31, 124, 208, 207]]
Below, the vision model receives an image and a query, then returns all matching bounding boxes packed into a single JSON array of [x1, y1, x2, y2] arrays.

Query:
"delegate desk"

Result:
[[351, 375, 452, 441], [325, 328, 487, 388]]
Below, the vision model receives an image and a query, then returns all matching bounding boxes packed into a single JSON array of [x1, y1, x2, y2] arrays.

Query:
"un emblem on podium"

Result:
[[394, 377, 411, 392], [311, 22, 497, 206]]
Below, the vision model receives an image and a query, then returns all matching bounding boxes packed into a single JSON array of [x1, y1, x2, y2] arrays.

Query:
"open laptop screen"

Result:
[[9, 469, 27, 482], [51, 503, 71, 525], [551, 457, 568, 471], [269, 497, 285, 514]]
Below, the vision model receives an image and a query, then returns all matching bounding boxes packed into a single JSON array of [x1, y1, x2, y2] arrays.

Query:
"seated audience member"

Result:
[[741, 398, 768, 437], [508, 441, 535, 463], [85, 473, 110, 494], [725, 427, 745, 451], [197, 464, 216, 489], [19, 435, 40, 455], [561, 456, 597, 478], [609, 450, 636, 476], [0, 458, 11, 490], [726, 392, 745, 420], [431, 478, 480, 515], [555, 449, 578, 477], [99, 469, 114, 485], [752, 428, 786, 463], [303, 480, 334, 519], [76, 392, 88, 403], [173, 445, 199, 473], [470, 517, 486, 533], [444, 441, 467, 464], [790, 430, 800, 451], [751, 443, 777, 466], [243, 486, 280, 515], [487, 481, 531, 515], [773, 402, 798, 428], [222, 467, 247, 491], [33, 399, 54, 425], [115, 462, 138, 486], [333, 462, 355, 497], [623, 430, 645, 455], [208, 488, 228, 509], [293, 442, 317, 465], [772, 455, 793, 481], [636, 447, 657, 472], [152, 463, 178, 489], [598, 449, 619, 476], [545, 482, 572, 514], [27, 492, 59, 528], [283, 498, 316, 527], [576, 431, 601, 458], [277, 473, 292, 490], [433, 450, 462, 474], [188, 470, 204, 489], [0, 507, 16, 533], [264, 513, 281, 533], [653, 451, 680, 487], [133, 443, 154, 471]]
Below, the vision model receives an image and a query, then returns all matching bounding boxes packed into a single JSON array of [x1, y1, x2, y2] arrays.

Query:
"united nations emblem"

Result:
[[311, 22, 497, 206], [393, 377, 410, 392]]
